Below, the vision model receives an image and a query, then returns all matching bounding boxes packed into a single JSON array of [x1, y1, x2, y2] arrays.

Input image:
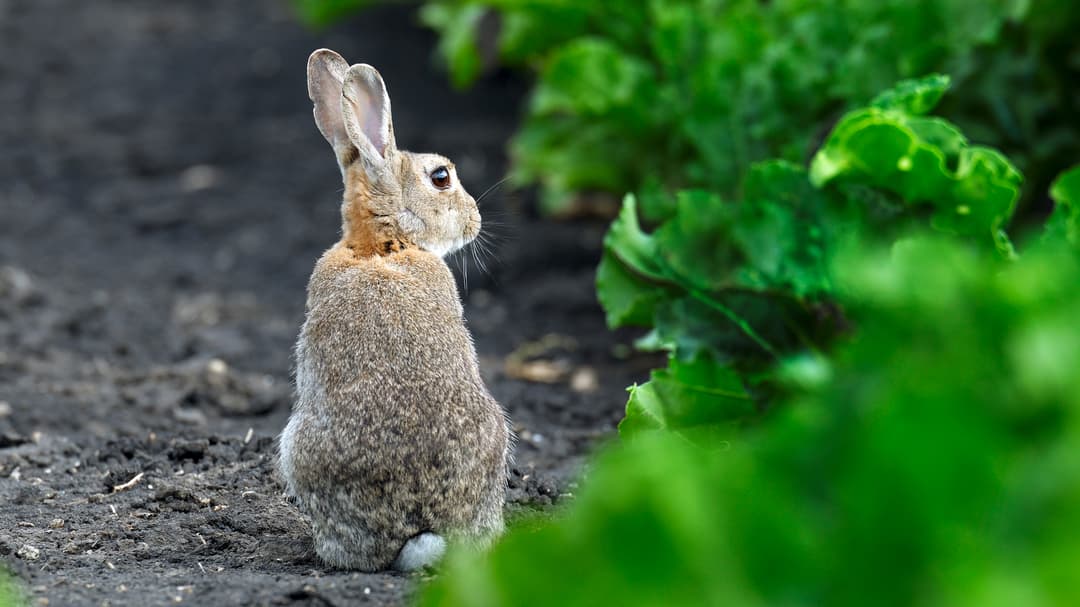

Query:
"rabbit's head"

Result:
[[307, 49, 480, 258]]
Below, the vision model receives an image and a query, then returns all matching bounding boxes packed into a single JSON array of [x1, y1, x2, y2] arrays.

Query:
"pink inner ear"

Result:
[[359, 89, 387, 156]]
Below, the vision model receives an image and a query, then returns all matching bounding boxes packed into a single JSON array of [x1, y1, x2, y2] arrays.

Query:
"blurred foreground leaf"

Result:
[[421, 233, 1080, 607], [0, 569, 23, 607]]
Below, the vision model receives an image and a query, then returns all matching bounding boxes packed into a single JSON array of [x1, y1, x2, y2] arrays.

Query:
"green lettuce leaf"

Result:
[[811, 76, 1021, 246], [621, 354, 755, 445]]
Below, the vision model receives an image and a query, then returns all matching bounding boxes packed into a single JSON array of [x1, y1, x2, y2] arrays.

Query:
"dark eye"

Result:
[[430, 166, 451, 189]]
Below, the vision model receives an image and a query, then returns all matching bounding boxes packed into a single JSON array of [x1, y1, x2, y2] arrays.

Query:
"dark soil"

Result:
[[0, 2, 655, 605]]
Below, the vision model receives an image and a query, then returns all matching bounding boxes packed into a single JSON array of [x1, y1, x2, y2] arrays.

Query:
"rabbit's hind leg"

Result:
[[309, 505, 393, 571], [468, 473, 507, 545]]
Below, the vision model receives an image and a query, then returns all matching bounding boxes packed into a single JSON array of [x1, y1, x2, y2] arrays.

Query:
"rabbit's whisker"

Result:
[[475, 176, 510, 205]]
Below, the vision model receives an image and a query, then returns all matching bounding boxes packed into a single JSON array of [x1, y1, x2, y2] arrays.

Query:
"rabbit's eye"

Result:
[[430, 166, 451, 189]]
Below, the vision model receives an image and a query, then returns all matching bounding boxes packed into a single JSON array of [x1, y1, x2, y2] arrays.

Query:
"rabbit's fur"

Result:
[[278, 49, 510, 572]]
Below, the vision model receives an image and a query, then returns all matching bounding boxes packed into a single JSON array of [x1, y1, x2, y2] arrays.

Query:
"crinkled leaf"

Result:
[[641, 163, 830, 301], [811, 80, 1022, 245], [930, 146, 1022, 238], [621, 354, 755, 446], [869, 74, 951, 114], [652, 293, 821, 363]]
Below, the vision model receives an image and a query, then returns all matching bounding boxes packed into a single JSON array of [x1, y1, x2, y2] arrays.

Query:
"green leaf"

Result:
[[596, 249, 672, 328], [930, 146, 1023, 238], [869, 74, 951, 114], [596, 195, 676, 328], [652, 293, 809, 363], [419, 4, 486, 89], [601, 194, 668, 282], [531, 37, 653, 116], [511, 118, 641, 211], [292, 0, 372, 26], [621, 353, 755, 444], [419, 434, 742, 607], [1047, 165, 1080, 246], [652, 190, 740, 293], [736, 161, 832, 297], [496, 4, 591, 63], [811, 80, 1022, 245]]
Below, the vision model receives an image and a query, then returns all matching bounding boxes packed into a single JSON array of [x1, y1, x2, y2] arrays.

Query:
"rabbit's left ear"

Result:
[[307, 49, 352, 166], [341, 64, 397, 170]]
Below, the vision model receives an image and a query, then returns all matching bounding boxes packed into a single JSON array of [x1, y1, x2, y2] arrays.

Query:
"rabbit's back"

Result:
[[281, 244, 507, 570]]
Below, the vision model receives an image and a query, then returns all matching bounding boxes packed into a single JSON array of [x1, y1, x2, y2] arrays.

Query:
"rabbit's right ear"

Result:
[[307, 49, 352, 165], [341, 64, 396, 172]]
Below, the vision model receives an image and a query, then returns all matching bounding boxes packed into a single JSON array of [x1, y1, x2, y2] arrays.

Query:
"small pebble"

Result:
[[570, 367, 598, 393]]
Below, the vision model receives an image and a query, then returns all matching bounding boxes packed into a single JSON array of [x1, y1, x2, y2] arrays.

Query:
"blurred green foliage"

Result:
[[297, 1, 1078, 212], [0, 569, 23, 607], [294, 0, 376, 27], [405, 0, 1075, 213], [422, 228, 1080, 606], [1047, 165, 1080, 246], [417, 78, 1080, 606]]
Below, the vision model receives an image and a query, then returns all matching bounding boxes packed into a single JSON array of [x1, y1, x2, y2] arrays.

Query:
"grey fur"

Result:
[[278, 49, 510, 572]]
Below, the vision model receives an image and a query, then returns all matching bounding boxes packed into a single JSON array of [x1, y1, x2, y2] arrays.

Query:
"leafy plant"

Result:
[[296, 1, 1078, 213], [811, 75, 1022, 252], [597, 76, 1023, 442], [415, 58, 1080, 600], [403, 0, 1073, 214], [420, 215, 1080, 607]]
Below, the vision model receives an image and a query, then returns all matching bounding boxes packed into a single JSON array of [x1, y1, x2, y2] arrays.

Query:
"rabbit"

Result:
[[277, 49, 511, 572]]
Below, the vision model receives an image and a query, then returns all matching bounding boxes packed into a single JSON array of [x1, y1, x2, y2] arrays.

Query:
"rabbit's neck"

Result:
[[341, 172, 410, 258]]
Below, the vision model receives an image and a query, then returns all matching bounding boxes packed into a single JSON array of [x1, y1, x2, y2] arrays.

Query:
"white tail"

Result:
[[392, 532, 446, 571]]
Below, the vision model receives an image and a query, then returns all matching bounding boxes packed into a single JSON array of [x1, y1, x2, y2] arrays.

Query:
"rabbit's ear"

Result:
[[341, 64, 397, 169], [307, 49, 352, 161]]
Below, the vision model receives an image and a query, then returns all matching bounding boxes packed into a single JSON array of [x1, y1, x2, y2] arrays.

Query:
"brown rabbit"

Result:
[[277, 49, 510, 572]]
